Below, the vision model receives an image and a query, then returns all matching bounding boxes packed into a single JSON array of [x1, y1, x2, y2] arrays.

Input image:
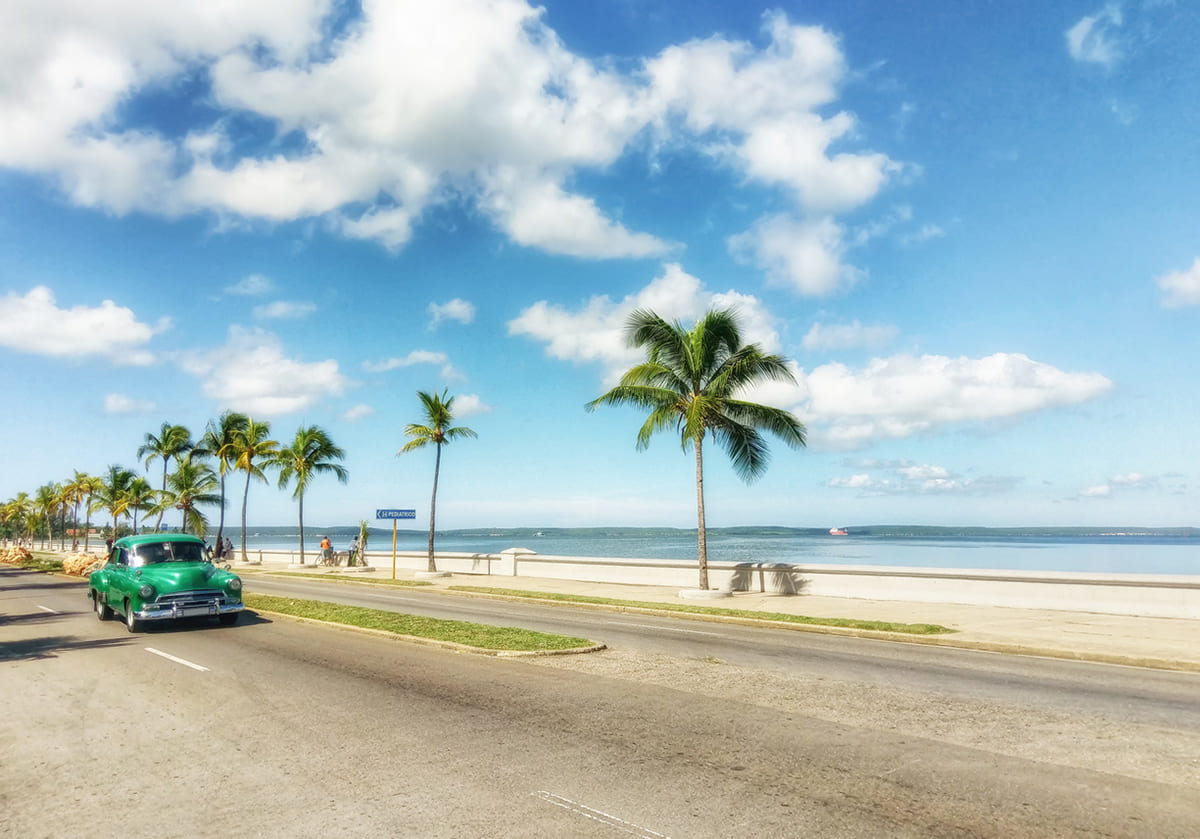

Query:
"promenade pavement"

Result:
[[239, 554, 1200, 673]]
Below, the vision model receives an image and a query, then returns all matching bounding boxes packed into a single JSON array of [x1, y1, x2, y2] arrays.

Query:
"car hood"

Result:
[[137, 563, 233, 590]]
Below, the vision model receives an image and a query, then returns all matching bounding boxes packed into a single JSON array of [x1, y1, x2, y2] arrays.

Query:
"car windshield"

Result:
[[129, 541, 206, 567]]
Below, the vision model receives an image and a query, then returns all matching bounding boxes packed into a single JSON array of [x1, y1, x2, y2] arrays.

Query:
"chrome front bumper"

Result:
[[135, 600, 244, 621]]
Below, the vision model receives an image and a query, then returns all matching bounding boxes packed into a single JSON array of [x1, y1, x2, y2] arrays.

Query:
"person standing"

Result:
[[320, 535, 333, 565]]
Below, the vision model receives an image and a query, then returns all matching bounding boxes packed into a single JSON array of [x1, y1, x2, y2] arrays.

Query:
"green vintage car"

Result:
[[89, 533, 244, 632]]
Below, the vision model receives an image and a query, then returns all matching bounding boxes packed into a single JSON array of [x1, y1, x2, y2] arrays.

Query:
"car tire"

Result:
[[94, 592, 111, 621], [218, 612, 239, 627], [124, 601, 140, 633]]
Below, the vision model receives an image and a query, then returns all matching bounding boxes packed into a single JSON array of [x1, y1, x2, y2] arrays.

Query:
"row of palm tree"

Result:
[[4, 308, 803, 589], [2, 417, 349, 566]]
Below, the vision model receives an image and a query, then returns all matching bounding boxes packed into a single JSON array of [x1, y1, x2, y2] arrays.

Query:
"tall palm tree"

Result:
[[198, 412, 249, 550], [64, 471, 92, 550], [231, 418, 278, 563], [77, 473, 103, 553], [587, 308, 806, 590], [34, 483, 58, 549], [397, 389, 477, 573], [92, 466, 136, 542], [52, 482, 71, 550], [138, 422, 194, 531], [274, 425, 348, 566], [124, 477, 157, 535], [160, 458, 221, 538]]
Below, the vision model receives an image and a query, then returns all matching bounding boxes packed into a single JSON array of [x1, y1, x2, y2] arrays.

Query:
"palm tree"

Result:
[[3, 493, 34, 546], [124, 477, 157, 535], [587, 308, 806, 590], [397, 389, 477, 573], [231, 418, 278, 563], [92, 466, 136, 542], [34, 483, 58, 549], [198, 412, 249, 551], [64, 471, 92, 550], [274, 425, 348, 566], [77, 474, 103, 553], [160, 458, 221, 537], [137, 423, 194, 531], [52, 482, 71, 551]]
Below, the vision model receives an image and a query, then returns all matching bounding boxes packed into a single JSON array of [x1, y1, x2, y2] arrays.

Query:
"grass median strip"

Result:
[[447, 586, 955, 635], [266, 572, 434, 587], [243, 592, 595, 652]]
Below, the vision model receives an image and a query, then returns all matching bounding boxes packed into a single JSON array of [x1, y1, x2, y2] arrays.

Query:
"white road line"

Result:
[[626, 623, 723, 636], [36, 605, 58, 614], [532, 791, 670, 838], [144, 648, 210, 672]]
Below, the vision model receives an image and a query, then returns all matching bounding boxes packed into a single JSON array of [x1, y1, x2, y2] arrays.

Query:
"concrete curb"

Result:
[[248, 607, 607, 658]]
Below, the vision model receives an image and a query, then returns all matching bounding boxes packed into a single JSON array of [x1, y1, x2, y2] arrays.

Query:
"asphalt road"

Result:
[[3, 568, 1199, 838]]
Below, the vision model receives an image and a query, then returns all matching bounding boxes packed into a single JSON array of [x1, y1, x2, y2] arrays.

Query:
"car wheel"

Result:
[[218, 612, 240, 627], [93, 592, 111, 621], [124, 601, 140, 633]]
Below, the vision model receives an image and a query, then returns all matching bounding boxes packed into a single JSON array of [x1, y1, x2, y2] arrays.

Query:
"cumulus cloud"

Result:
[[1066, 5, 1124, 66], [0, 286, 168, 365], [728, 214, 859, 296], [253, 300, 318, 320], [1157, 257, 1200, 308], [178, 326, 350, 415], [508, 263, 779, 383], [802, 320, 898, 351], [362, 349, 460, 380], [427, 298, 476, 329], [104, 393, 156, 414], [827, 460, 1019, 496], [1079, 483, 1113, 498], [0, 2, 900, 272], [451, 393, 492, 417], [788, 353, 1114, 448]]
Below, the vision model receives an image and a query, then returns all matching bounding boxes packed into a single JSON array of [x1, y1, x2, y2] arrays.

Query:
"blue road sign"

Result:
[[376, 509, 416, 519]]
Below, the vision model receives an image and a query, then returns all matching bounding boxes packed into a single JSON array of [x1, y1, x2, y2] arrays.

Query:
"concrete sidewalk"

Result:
[[242, 557, 1200, 673]]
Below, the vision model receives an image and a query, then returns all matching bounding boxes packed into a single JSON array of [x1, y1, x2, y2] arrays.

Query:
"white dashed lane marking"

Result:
[[144, 648, 210, 672], [36, 605, 58, 614], [532, 791, 670, 838]]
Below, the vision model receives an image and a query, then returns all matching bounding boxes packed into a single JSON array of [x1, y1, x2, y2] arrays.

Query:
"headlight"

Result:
[[138, 584, 155, 599], [227, 578, 242, 592]]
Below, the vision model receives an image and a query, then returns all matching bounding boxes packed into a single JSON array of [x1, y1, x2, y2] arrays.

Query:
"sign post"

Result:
[[376, 509, 416, 579]]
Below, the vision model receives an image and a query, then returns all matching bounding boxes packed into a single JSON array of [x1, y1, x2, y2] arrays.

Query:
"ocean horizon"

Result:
[[214, 525, 1200, 576]]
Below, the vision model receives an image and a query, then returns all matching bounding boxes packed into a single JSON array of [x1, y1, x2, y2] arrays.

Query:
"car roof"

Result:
[[114, 533, 206, 548]]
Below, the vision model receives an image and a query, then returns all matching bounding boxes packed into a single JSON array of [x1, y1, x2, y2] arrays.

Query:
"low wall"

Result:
[[253, 548, 1200, 620]]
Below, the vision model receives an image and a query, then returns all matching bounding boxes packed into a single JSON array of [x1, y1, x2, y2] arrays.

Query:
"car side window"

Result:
[[114, 548, 128, 567]]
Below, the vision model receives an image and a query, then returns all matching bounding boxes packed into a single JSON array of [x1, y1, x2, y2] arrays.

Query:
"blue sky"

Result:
[[2, 0, 1198, 530]]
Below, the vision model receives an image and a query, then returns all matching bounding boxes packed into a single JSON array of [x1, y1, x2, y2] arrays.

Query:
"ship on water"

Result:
[[829, 527, 849, 536]]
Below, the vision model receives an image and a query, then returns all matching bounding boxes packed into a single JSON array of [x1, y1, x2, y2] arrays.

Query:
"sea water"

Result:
[[235, 530, 1200, 576]]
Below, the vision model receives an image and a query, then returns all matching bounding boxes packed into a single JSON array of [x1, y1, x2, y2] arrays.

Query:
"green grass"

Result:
[[447, 586, 955, 635], [243, 593, 595, 652], [18, 552, 65, 573]]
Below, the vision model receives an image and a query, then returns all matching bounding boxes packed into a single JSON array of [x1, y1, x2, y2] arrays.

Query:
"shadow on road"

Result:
[[1, 635, 130, 662], [0, 610, 70, 628]]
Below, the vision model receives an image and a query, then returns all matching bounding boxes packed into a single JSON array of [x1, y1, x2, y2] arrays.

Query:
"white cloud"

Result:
[[0, 286, 168, 365], [104, 393, 156, 414], [224, 274, 274, 296], [1157, 257, 1200, 308], [362, 349, 460, 380], [253, 300, 318, 320], [0, 3, 898, 272], [341, 403, 375, 422], [428, 298, 476, 329], [508, 263, 779, 383], [827, 461, 1019, 496], [802, 320, 898, 351], [1080, 483, 1112, 498], [178, 325, 350, 415], [786, 352, 1113, 448], [729, 214, 859, 296], [451, 393, 492, 418], [1066, 5, 1124, 66]]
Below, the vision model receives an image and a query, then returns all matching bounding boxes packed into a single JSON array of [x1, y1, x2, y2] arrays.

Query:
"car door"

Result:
[[106, 546, 134, 615]]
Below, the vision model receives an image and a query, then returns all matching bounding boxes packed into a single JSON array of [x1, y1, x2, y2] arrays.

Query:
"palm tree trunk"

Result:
[[215, 472, 226, 551], [695, 435, 708, 590], [298, 493, 306, 566], [427, 443, 441, 573], [154, 463, 168, 531], [240, 466, 251, 564], [84, 497, 92, 553]]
